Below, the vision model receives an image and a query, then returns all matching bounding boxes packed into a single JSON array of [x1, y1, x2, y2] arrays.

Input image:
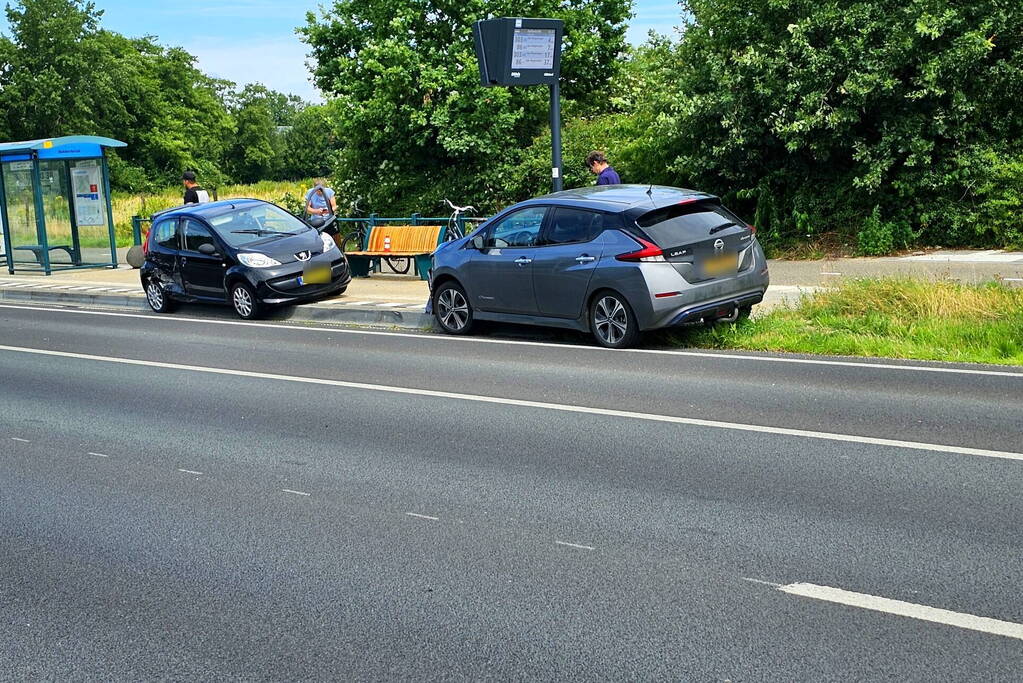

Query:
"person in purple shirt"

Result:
[[586, 151, 622, 185]]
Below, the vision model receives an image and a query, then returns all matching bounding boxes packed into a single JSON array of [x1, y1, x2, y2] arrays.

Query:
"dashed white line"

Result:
[[820, 272, 842, 276], [375, 302, 407, 308], [87, 452, 110, 458], [282, 488, 311, 496], [555, 540, 596, 551], [11, 437, 30, 443], [178, 468, 203, 475], [406, 512, 439, 521], [778, 582, 1023, 641]]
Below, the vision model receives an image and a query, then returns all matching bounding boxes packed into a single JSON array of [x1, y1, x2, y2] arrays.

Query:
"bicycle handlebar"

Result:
[[444, 199, 475, 214]]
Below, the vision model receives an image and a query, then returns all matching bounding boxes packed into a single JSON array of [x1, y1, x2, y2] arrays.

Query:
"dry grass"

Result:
[[683, 278, 1023, 366]]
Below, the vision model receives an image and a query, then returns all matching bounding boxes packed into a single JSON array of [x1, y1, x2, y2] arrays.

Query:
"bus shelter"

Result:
[[0, 135, 125, 275]]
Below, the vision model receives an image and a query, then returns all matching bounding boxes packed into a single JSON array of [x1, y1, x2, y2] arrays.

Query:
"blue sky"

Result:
[[3, 1, 682, 101]]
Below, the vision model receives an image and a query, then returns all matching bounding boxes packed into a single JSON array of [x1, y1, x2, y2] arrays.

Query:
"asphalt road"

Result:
[[1, 303, 1022, 681]]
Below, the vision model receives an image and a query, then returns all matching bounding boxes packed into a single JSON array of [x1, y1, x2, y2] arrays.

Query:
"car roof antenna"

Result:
[[646, 183, 654, 199]]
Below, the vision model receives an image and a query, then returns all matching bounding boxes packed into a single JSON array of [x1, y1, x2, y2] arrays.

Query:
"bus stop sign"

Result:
[[473, 17, 564, 87]]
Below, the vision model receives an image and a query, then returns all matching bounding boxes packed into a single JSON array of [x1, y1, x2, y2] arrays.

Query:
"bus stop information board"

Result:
[[511, 29, 557, 70], [474, 17, 566, 190]]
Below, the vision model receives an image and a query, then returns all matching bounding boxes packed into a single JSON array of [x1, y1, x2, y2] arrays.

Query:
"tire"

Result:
[[386, 257, 411, 275], [144, 278, 176, 314], [433, 281, 474, 335], [230, 282, 263, 320], [590, 291, 640, 349], [341, 232, 363, 253]]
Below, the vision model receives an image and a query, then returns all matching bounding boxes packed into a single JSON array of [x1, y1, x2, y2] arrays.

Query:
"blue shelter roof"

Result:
[[0, 135, 126, 157]]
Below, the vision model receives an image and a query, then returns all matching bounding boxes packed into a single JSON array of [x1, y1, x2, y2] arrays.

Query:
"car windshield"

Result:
[[209, 204, 308, 247], [637, 203, 744, 246]]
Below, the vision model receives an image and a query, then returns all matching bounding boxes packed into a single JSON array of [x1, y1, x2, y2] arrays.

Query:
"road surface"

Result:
[[1, 303, 1021, 680]]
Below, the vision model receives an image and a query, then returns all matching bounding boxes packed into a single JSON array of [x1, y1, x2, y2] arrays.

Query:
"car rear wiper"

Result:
[[708, 222, 740, 235]]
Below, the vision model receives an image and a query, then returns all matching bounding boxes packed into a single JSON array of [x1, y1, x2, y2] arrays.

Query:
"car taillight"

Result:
[[749, 224, 757, 234], [616, 237, 666, 262], [142, 230, 150, 256]]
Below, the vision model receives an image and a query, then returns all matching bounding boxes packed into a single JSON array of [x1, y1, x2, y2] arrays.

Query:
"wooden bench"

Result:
[[13, 244, 81, 266], [344, 224, 446, 280]]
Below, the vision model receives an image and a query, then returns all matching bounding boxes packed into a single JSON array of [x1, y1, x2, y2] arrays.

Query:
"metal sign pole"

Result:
[[550, 81, 563, 193]]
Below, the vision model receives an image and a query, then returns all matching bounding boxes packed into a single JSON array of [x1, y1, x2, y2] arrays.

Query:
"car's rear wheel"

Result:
[[230, 282, 262, 320], [590, 291, 639, 349], [145, 279, 175, 314], [433, 281, 474, 335]]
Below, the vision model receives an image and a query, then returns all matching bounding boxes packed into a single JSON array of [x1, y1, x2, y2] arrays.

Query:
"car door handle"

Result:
[[180, 257, 187, 265], [575, 255, 596, 263], [514, 257, 533, 265]]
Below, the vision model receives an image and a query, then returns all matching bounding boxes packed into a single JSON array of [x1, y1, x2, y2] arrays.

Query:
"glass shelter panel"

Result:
[[38, 160, 78, 265], [1, 160, 42, 266], [69, 159, 112, 264]]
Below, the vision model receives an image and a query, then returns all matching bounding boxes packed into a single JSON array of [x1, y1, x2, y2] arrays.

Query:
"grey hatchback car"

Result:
[[428, 185, 770, 348]]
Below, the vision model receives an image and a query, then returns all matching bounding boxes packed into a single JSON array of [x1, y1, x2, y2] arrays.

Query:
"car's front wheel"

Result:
[[145, 279, 175, 314], [433, 281, 474, 335], [230, 282, 263, 320], [590, 291, 640, 349]]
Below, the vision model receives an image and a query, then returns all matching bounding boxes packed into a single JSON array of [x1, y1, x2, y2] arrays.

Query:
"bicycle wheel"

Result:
[[385, 257, 412, 275], [340, 231, 364, 253]]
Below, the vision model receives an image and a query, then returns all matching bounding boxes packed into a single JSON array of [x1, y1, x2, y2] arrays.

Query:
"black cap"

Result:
[[181, 171, 197, 182]]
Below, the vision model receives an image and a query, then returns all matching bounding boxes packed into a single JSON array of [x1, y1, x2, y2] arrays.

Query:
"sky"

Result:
[[3, 1, 682, 102]]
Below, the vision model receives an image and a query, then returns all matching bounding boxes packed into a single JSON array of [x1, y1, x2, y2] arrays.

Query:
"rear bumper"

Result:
[[665, 290, 765, 326]]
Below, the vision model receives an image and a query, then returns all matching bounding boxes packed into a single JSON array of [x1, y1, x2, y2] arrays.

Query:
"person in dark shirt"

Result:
[[586, 151, 622, 185], [181, 171, 211, 204]]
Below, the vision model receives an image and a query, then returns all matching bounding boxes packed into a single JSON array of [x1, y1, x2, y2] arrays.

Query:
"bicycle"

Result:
[[444, 199, 476, 242], [339, 199, 412, 275]]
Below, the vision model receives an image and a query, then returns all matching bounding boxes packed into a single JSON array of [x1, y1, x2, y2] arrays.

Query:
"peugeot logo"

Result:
[[295, 251, 311, 262], [713, 239, 725, 252]]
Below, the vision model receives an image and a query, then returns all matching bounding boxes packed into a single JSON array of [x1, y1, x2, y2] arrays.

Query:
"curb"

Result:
[[0, 287, 438, 331]]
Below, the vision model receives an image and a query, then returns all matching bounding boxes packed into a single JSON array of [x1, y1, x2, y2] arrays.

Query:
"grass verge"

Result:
[[682, 278, 1023, 366]]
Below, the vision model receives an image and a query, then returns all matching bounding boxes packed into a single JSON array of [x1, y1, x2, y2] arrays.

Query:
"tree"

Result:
[[300, 0, 632, 214], [641, 0, 1023, 248]]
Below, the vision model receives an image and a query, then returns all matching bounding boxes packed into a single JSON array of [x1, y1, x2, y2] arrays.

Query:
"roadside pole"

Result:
[[551, 80, 563, 192]]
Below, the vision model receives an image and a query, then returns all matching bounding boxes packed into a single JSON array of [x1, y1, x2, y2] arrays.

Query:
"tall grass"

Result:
[[685, 278, 1023, 366], [111, 179, 314, 246]]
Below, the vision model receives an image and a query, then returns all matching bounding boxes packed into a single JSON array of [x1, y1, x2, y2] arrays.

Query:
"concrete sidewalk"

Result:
[[1, 249, 1019, 329]]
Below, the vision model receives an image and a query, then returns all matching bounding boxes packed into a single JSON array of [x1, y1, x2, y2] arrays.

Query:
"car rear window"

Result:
[[636, 203, 746, 246]]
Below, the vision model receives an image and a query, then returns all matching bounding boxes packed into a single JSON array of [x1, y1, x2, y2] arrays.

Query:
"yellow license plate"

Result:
[[703, 252, 737, 276], [302, 264, 332, 285]]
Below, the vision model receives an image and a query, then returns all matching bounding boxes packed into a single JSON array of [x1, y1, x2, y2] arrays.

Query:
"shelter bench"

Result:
[[13, 244, 81, 266], [344, 224, 446, 281]]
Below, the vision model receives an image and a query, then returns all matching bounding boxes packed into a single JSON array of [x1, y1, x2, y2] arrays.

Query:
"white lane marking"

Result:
[[1003, 278, 1023, 282], [555, 540, 596, 551], [406, 512, 439, 521], [375, 302, 407, 308], [1, 303, 1020, 379], [343, 301, 375, 306], [11, 437, 30, 443], [282, 488, 311, 496], [1, 344, 1021, 462], [87, 452, 110, 458], [820, 272, 842, 276], [742, 577, 782, 587], [778, 583, 1023, 641], [178, 468, 203, 475]]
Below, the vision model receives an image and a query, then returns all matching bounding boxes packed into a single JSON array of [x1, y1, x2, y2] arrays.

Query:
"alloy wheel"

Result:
[[437, 287, 469, 331], [594, 295, 629, 346], [233, 286, 254, 318], [146, 281, 164, 310]]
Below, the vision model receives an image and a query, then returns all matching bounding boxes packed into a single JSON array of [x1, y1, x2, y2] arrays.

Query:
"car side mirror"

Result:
[[471, 234, 486, 250], [198, 243, 219, 256]]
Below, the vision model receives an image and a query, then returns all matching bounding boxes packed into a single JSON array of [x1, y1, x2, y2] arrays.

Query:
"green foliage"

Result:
[[300, 0, 632, 214], [626, 0, 1023, 251], [856, 206, 914, 255]]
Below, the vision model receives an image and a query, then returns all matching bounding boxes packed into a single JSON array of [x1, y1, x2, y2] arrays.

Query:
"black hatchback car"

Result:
[[140, 199, 351, 319]]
